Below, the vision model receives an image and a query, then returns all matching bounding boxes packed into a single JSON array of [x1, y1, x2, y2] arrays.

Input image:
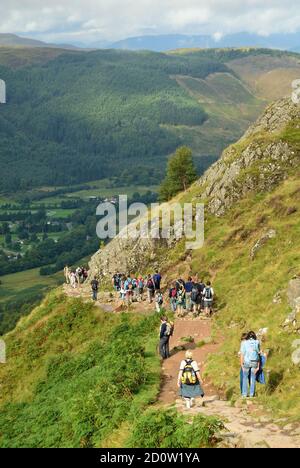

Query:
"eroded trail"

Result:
[[159, 317, 219, 404], [64, 284, 300, 448]]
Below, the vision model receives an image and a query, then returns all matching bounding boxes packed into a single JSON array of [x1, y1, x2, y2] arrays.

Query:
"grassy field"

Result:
[[0, 267, 62, 304]]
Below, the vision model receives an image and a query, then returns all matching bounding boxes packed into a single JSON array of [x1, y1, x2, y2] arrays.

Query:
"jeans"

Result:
[[170, 297, 177, 312], [185, 292, 192, 311], [92, 290, 98, 301], [147, 289, 154, 303], [159, 336, 169, 359], [242, 362, 258, 397]]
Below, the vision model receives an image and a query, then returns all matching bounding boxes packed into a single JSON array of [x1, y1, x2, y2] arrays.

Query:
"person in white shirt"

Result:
[[177, 350, 204, 409], [203, 281, 214, 317]]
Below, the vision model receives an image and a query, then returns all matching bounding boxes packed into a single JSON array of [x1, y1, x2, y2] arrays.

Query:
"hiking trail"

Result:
[[63, 283, 300, 448]]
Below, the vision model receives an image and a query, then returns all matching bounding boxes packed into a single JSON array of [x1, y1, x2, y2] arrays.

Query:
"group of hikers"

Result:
[[64, 266, 266, 407], [111, 272, 215, 316], [171, 329, 267, 410], [64, 265, 89, 289]]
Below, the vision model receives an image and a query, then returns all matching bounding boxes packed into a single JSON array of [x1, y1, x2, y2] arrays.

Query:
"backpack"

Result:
[[165, 322, 174, 337], [147, 279, 154, 289], [91, 280, 98, 291], [177, 289, 184, 303], [243, 339, 260, 363], [181, 360, 198, 385], [138, 279, 144, 289], [171, 288, 177, 298], [157, 294, 163, 305], [191, 286, 199, 302], [204, 287, 212, 299]]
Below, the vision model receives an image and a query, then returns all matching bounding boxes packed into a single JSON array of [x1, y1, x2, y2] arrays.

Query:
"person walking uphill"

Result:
[[91, 276, 99, 301], [240, 331, 260, 398], [159, 316, 169, 360], [177, 350, 204, 409], [153, 270, 162, 291]]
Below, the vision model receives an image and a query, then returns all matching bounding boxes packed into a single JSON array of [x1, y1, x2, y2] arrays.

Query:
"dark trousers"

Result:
[[159, 336, 169, 359]]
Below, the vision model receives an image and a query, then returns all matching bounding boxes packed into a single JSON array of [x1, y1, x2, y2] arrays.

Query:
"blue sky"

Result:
[[0, 1, 299, 45]]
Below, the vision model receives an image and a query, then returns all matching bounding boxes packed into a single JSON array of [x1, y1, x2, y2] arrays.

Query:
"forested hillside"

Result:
[[0, 47, 298, 192]]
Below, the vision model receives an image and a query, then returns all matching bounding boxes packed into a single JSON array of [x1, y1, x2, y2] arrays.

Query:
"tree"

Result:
[[159, 146, 197, 201]]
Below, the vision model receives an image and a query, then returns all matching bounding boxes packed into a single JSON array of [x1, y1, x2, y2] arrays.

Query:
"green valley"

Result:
[[0, 47, 299, 193]]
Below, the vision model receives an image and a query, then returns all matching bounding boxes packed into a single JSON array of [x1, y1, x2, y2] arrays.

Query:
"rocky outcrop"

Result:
[[250, 229, 277, 260], [197, 99, 300, 216], [283, 277, 300, 332], [88, 98, 300, 280], [287, 277, 300, 309]]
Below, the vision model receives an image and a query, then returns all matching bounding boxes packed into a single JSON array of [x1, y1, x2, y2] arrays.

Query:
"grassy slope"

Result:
[[0, 292, 161, 447], [0, 267, 61, 304], [168, 72, 266, 159], [0, 291, 222, 448]]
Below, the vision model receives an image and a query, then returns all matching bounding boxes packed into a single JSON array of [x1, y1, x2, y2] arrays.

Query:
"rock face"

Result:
[[88, 98, 300, 280], [198, 99, 300, 216], [283, 278, 300, 332], [287, 277, 300, 309], [250, 229, 277, 260]]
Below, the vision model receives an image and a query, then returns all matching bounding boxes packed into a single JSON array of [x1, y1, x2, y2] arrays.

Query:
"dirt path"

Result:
[[164, 319, 300, 448], [159, 317, 219, 404], [64, 284, 300, 448]]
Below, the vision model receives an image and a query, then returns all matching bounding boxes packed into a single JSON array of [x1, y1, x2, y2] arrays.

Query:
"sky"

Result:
[[0, 0, 300, 45]]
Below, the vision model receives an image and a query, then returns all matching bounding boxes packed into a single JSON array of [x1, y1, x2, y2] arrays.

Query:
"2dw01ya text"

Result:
[[144, 452, 201, 463]]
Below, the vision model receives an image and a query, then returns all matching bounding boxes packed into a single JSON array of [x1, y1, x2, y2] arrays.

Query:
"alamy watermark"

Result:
[[292, 79, 300, 104], [96, 195, 204, 250], [0, 339, 6, 364]]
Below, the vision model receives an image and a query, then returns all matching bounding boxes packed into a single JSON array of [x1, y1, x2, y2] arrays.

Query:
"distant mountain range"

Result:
[[1, 31, 300, 53], [0, 33, 79, 50], [108, 32, 300, 52]]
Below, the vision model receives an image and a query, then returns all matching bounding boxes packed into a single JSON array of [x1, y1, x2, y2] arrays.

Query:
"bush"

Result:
[[127, 408, 223, 448]]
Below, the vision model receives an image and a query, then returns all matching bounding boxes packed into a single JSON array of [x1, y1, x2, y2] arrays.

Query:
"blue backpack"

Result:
[[243, 339, 260, 362]]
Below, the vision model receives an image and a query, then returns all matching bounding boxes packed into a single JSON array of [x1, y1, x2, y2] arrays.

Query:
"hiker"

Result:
[[153, 270, 162, 291], [165, 320, 174, 358], [137, 276, 145, 301], [169, 283, 178, 312], [198, 279, 206, 312], [240, 331, 260, 398], [64, 265, 70, 284], [147, 274, 155, 303], [175, 278, 186, 291], [120, 278, 126, 302], [82, 268, 88, 282], [239, 332, 249, 394], [185, 276, 194, 312], [131, 277, 138, 301], [155, 290, 164, 313], [112, 273, 121, 291], [191, 280, 201, 315], [91, 276, 99, 301], [203, 281, 214, 316], [159, 316, 169, 359], [70, 271, 77, 289], [124, 275, 133, 305], [177, 350, 204, 409], [75, 266, 82, 287], [176, 285, 185, 317]]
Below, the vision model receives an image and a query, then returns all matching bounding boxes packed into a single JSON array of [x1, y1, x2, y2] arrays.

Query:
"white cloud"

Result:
[[0, 1, 299, 44]]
